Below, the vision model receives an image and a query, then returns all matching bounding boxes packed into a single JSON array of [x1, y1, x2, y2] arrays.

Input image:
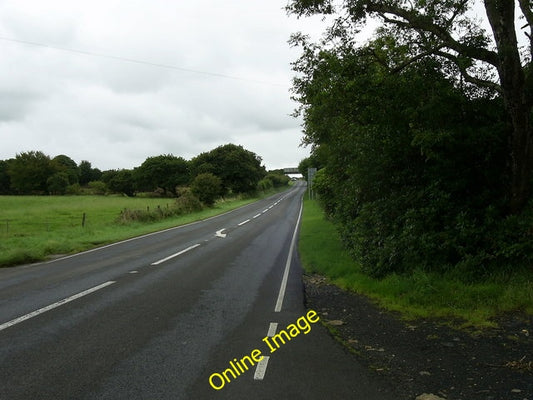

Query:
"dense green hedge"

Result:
[[296, 41, 533, 280]]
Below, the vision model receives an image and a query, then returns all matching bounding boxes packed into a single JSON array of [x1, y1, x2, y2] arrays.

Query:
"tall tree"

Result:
[[103, 169, 135, 196], [52, 154, 80, 184], [191, 144, 265, 194], [8, 151, 54, 194], [79, 160, 102, 185], [287, 0, 533, 213], [289, 24, 528, 277], [0, 160, 11, 194], [135, 155, 190, 195]]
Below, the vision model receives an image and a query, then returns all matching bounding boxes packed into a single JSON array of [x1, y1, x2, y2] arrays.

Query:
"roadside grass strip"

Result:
[[298, 198, 533, 328]]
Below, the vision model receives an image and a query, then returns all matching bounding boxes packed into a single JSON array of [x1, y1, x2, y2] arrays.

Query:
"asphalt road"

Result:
[[0, 183, 394, 399]]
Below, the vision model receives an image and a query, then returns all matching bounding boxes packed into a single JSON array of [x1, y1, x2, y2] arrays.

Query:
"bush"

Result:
[[292, 40, 532, 280], [175, 189, 203, 213], [190, 173, 223, 206], [265, 173, 290, 187], [257, 178, 273, 191], [47, 172, 70, 195], [66, 183, 81, 195], [87, 181, 107, 195]]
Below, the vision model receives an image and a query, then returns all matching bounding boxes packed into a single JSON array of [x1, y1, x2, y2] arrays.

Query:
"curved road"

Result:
[[0, 183, 394, 399]]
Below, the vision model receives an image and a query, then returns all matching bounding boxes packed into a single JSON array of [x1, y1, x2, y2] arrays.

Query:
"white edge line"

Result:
[[274, 200, 303, 312], [0, 281, 116, 332], [151, 243, 201, 266], [253, 356, 270, 380], [237, 219, 250, 226]]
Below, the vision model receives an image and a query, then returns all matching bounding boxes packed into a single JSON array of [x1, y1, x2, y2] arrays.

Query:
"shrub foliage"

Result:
[[293, 38, 532, 279]]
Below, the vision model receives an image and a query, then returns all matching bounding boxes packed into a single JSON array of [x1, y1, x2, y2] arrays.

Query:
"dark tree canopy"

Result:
[[134, 155, 190, 195], [79, 160, 102, 186], [0, 160, 11, 194], [289, 2, 533, 278], [8, 151, 54, 194], [288, 0, 533, 213], [191, 144, 265, 194], [52, 155, 80, 184], [104, 169, 135, 197]]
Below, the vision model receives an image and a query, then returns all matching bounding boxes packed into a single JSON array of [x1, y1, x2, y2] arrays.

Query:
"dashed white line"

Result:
[[254, 322, 278, 381], [253, 213, 261, 219], [238, 219, 250, 226], [0, 281, 116, 332], [254, 356, 270, 380], [151, 244, 201, 266], [262, 209, 268, 213], [267, 322, 278, 337], [129, 270, 139, 274]]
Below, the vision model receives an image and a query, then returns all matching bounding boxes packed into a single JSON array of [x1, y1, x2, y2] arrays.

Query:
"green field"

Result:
[[0, 193, 276, 267], [299, 198, 533, 328]]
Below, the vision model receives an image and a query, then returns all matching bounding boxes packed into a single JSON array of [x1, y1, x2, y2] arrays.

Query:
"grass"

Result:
[[299, 198, 533, 328], [0, 189, 286, 267]]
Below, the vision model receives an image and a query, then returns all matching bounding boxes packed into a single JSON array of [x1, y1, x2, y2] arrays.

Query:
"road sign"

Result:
[[308, 168, 317, 199]]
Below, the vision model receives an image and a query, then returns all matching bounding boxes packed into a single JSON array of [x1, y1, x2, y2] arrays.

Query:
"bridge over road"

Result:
[[283, 167, 300, 175]]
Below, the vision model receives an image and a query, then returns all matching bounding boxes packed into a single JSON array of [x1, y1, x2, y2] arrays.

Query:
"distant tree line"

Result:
[[0, 144, 290, 205]]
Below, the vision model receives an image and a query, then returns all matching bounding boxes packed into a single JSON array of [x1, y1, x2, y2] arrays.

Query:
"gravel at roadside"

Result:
[[303, 273, 533, 400]]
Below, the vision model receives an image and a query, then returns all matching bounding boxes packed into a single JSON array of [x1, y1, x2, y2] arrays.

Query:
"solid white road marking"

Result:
[[215, 229, 227, 238], [237, 219, 250, 226], [267, 322, 278, 337], [253, 356, 270, 380], [0, 281, 116, 332], [151, 244, 201, 266], [274, 201, 303, 312]]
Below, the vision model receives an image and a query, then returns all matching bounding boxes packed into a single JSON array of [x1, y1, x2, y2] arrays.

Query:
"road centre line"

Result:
[[274, 201, 303, 312], [254, 322, 277, 381], [253, 213, 261, 219], [253, 356, 270, 380], [267, 322, 278, 337], [151, 244, 201, 266], [238, 219, 250, 226], [0, 281, 116, 332]]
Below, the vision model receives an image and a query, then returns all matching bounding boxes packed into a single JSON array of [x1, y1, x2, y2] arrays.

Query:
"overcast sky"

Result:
[[0, 0, 330, 171]]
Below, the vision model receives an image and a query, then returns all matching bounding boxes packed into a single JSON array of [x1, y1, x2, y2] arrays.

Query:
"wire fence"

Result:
[[1, 213, 87, 238]]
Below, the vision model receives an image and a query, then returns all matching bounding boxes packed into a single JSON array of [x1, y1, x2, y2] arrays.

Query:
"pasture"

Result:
[[0, 195, 256, 267]]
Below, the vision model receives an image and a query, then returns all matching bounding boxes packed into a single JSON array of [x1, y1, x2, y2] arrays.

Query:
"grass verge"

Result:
[[0, 188, 288, 267], [299, 198, 533, 328]]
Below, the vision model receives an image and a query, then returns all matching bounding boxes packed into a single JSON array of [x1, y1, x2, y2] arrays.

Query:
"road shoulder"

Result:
[[303, 273, 533, 400]]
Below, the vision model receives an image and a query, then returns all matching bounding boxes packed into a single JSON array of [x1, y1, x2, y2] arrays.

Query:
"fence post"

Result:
[[82, 213, 86, 228]]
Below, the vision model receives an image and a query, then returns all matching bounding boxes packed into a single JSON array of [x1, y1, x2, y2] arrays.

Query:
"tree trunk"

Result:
[[484, 0, 533, 213]]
